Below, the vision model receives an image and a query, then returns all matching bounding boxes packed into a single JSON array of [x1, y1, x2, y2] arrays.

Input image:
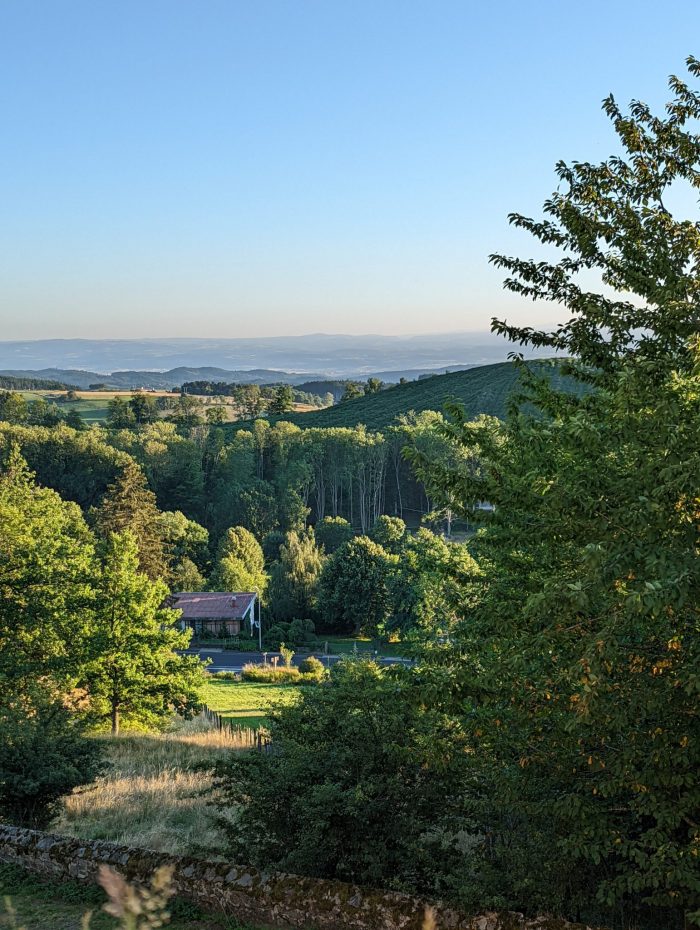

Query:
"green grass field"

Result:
[[222, 359, 586, 433], [322, 636, 407, 657], [202, 678, 303, 727], [20, 392, 112, 424]]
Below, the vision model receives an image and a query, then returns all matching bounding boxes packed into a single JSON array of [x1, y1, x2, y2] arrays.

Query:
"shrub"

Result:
[[0, 695, 106, 828], [210, 660, 467, 894], [279, 643, 295, 668], [288, 618, 317, 646], [210, 671, 238, 681], [263, 619, 317, 650], [241, 663, 301, 684], [262, 623, 287, 650], [298, 656, 325, 680]]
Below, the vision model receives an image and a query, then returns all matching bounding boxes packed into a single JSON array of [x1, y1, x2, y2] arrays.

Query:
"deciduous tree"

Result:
[[0, 447, 95, 692], [318, 536, 396, 635], [268, 529, 324, 622], [209, 525, 268, 599], [82, 530, 204, 735], [411, 58, 700, 922]]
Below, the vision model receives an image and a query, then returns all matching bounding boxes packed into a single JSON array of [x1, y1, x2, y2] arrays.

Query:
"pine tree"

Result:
[[268, 384, 295, 415], [93, 461, 168, 580]]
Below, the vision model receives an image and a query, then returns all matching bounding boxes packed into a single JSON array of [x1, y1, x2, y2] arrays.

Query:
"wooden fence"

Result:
[[201, 705, 272, 752]]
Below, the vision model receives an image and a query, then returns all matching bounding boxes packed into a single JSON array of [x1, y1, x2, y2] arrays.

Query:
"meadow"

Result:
[[19, 390, 319, 425], [53, 716, 247, 857], [20, 391, 114, 424], [201, 677, 303, 728]]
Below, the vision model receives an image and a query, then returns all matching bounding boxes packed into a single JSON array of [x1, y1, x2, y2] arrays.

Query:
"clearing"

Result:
[[201, 678, 302, 728], [53, 717, 246, 857]]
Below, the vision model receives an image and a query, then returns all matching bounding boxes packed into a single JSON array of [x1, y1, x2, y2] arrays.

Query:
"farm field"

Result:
[[201, 678, 302, 727], [20, 391, 115, 424], [19, 390, 319, 425]]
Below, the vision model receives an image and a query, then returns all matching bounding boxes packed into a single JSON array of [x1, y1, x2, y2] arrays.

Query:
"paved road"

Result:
[[182, 648, 411, 673]]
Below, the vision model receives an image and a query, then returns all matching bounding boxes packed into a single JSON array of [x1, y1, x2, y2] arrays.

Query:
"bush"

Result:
[[263, 619, 317, 651], [210, 660, 467, 894], [241, 663, 301, 684], [288, 618, 317, 646], [298, 656, 325, 680], [0, 695, 106, 828], [210, 671, 238, 681]]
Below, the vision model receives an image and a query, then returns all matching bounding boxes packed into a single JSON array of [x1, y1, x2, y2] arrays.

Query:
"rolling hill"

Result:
[[225, 359, 586, 433]]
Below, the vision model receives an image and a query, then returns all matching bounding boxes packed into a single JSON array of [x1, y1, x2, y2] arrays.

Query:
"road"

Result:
[[182, 648, 411, 673]]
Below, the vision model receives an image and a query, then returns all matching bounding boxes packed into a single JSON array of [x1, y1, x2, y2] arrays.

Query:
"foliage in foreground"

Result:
[[411, 59, 700, 925], [0, 694, 105, 829], [210, 660, 467, 895]]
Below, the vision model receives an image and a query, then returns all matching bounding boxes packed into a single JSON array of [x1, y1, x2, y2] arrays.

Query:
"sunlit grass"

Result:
[[201, 678, 301, 728], [53, 716, 244, 857]]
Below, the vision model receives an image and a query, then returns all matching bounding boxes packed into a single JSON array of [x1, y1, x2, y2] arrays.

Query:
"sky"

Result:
[[1, 0, 699, 339]]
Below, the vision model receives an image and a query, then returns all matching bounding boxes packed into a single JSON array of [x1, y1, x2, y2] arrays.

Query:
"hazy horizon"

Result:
[[0, 332, 549, 376]]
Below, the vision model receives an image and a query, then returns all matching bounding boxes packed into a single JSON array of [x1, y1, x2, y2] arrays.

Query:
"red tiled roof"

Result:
[[168, 592, 256, 620]]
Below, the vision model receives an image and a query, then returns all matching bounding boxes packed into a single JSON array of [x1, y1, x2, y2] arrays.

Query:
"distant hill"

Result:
[[0, 367, 317, 390], [0, 362, 501, 393], [226, 360, 586, 432], [0, 333, 549, 374], [365, 364, 479, 383], [0, 374, 79, 391]]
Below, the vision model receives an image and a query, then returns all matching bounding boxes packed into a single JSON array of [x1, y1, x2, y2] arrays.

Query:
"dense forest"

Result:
[[0, 374, 77, 390]]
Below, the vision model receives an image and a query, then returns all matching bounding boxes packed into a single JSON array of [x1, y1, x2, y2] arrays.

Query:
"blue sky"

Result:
[[1, 1, 698, 339]]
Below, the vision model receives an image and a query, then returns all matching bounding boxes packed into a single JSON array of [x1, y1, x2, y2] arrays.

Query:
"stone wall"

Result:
[[0, 824, 606, 930]]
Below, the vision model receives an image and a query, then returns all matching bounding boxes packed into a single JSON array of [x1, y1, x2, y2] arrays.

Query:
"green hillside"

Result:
[[225, 359, 585, 432]]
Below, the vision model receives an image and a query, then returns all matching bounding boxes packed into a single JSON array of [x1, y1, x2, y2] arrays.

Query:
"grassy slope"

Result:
[[20, 392, 111, 424], [53, 719, 246, 857], [201, 679, 301, 727], [223, 359, 584, 433]]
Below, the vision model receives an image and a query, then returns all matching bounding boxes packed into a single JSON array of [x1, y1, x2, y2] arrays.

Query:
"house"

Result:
[[167, 592, 257, 637]]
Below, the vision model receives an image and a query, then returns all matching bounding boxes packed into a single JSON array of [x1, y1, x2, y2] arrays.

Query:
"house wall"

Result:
[[185, 618, 241, 636]]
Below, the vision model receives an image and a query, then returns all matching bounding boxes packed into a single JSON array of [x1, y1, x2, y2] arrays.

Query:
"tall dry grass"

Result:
[[53, 715, 247, 857]]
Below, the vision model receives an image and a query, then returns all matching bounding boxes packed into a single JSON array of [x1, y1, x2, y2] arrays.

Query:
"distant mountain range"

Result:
[[0, 363, 482, 390], [0, 333, 550, 381]]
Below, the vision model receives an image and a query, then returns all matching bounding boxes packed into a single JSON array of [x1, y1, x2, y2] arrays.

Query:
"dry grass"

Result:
[[53, 716, 245, 857]]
